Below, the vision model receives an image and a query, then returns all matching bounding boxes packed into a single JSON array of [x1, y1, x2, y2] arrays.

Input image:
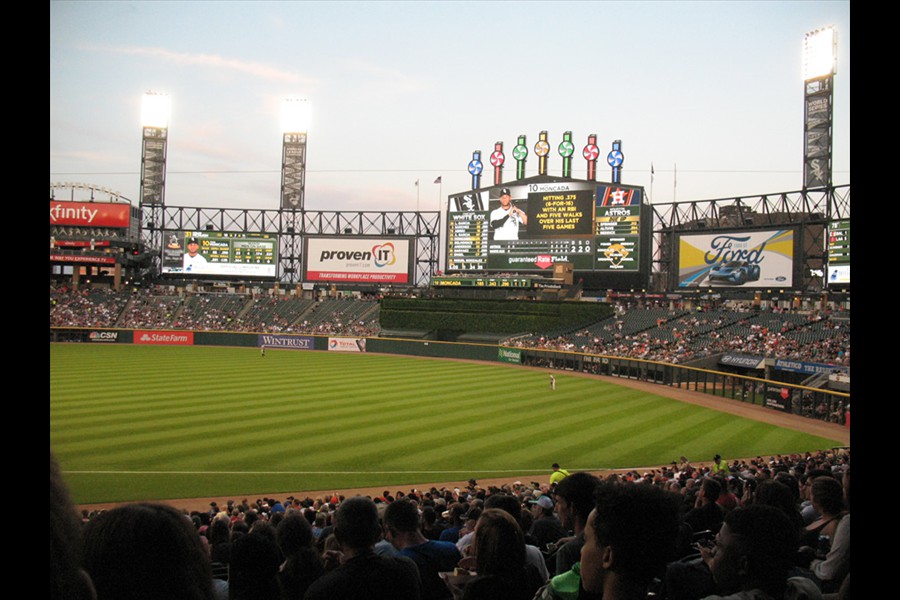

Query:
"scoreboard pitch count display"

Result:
[[447, 180, 643, 273]]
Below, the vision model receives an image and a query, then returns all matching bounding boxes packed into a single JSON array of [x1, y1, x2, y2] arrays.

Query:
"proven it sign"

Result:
[[305, 237, 411, 283]]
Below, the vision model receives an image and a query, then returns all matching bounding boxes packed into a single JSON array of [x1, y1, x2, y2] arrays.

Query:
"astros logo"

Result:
[[372, 242, 396, 268]]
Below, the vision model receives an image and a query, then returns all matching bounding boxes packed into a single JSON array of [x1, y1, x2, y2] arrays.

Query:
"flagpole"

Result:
[[415, 179, 420, 212], [650, 163, 654, 203], [673, 163, 677, 203]]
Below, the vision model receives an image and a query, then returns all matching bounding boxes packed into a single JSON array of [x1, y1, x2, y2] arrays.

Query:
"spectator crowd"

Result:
[[50, 285, 849, 368], [53, 448, 849, 600]]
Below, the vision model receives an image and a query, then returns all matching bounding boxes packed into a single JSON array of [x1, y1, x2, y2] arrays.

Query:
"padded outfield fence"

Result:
[[50, 327, 849, 427]]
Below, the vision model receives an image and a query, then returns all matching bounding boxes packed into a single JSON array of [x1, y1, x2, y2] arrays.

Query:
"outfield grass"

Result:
[[50, 344, 842, 504]]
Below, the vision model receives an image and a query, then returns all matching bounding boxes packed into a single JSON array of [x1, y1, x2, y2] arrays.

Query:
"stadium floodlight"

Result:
[[803, 26, 836, 81], [281, 98, 310, 134], [141, 91, 171, 128], [280, 98, 310, 214]]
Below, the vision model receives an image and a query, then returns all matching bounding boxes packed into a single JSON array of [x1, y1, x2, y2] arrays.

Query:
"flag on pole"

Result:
[[433, 176, 442, 184], [415, 180, 419, 187]]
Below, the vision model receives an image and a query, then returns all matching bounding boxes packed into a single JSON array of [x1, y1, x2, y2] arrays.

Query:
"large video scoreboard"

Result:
[[827, 221, 850, 285], [161, 231, 278, 277], [447, 179, 644, 274]]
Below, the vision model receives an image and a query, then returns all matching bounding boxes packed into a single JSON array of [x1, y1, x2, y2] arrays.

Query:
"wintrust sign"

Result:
[[49, 201, 131, 228]]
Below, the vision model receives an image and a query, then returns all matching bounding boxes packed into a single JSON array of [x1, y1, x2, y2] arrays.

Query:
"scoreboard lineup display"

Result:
[[447, 181, 643, 273], [826, 221, 850, 285], [161, 231, 279, 277]]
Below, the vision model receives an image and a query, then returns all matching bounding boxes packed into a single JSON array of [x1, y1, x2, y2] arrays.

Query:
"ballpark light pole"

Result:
[[280, 98, 310, 285], [280, 98, 310, 211], [140, 91, 170, 277], [802, 26, 836, 191]]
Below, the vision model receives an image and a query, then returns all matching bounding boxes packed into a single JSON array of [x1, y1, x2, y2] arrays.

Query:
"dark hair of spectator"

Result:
[[483, 493, 521, 524], [702, 476, 722, 502], [754, 480, 802, 528], [553, 472, 601, 523], [228, 532, 281, 600], [333, 496, 381, 551], [473, 508, 526, 577], [82, 502, 214, 600], [50, 453, 94, 600], [811, 476, 845, 516], [591, 482, 682, 586], [723, 505, 797, 597], [384, 497, 420, 533]]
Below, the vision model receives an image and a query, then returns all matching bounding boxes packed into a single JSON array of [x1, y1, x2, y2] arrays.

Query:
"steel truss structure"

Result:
[[153, 206, 441, 286], [650, 184, 850, 293]]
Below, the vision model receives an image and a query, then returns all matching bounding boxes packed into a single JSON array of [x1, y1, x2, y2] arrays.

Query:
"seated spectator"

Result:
[[700, 505, 822, 600], [276, 513, 324, 600], [50, 453, 95, 600], [578, 481, 682, 600], [303, 496, 421, 600], [806, 470, 849, 594], [528, 494, 568, 558], [460, 508, 544, 600], [553, 472, 601, 575], [82, 502, 215, 600], [228, 531, 281, 600], [384, 497, 460, 599], [684, 477, 725, 536]]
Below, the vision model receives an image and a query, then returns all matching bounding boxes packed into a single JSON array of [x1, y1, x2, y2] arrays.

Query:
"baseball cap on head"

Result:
[[500, 187, 511, 196], [187, 237, 199, 245], [529, 496, 554, 510]]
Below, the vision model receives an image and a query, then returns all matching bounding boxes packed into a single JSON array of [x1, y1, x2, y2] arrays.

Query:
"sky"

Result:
[[50, 1, 850, 215]]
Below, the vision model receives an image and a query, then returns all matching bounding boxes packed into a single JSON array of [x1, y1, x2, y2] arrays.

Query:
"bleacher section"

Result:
[[49, 285, 850, 368]]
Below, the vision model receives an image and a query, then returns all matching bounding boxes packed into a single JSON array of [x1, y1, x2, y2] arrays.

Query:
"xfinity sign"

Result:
[[49, 201, 131, 228]]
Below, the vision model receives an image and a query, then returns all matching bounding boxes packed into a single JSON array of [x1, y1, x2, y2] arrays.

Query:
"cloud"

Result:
[[82, 43, 316, 85]]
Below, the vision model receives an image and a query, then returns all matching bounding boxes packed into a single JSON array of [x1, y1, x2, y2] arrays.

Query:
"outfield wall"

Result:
[[49, 326, 849, 426]]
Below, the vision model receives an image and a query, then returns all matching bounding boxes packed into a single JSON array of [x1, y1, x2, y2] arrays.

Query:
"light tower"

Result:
[[279, 98, 310, 285], [802, 26, 836, 190], [280, 98, 310, 210], [139, 91, 170, 275]]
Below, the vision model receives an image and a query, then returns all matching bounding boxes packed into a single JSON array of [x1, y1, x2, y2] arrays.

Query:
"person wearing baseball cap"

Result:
[[490, 187, 527, 240], [528, 494, 568, 559]]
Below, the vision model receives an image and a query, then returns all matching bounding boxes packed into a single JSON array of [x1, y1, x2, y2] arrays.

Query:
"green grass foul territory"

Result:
[[50, 344, 842, 504]]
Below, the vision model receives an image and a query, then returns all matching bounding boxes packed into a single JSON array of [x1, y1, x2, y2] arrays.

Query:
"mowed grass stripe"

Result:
[[51, 344, 842, 504]]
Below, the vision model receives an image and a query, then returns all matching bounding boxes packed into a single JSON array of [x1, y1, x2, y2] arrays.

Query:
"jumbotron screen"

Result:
[[677, 229, 795, 289], [161, 231, 278, 277], [446, 180, 643, 273], [826, 221, 850, 285]]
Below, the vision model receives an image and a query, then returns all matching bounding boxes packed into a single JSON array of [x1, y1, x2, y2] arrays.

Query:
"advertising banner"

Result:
[[305, 238, 411, 283], [498, 347, 522, 364], [773, 359, 848, 377], [50, 201, 131, 228], [133, 330, 194, 345], [328, 337, 367, 352], [678, 229, 794, 288], [258, 334, 314, 350], [50, 254, 117, 264], [764, 384, 793, 412], [719, 354, 765, 369], [88, 330, 120, 343]]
